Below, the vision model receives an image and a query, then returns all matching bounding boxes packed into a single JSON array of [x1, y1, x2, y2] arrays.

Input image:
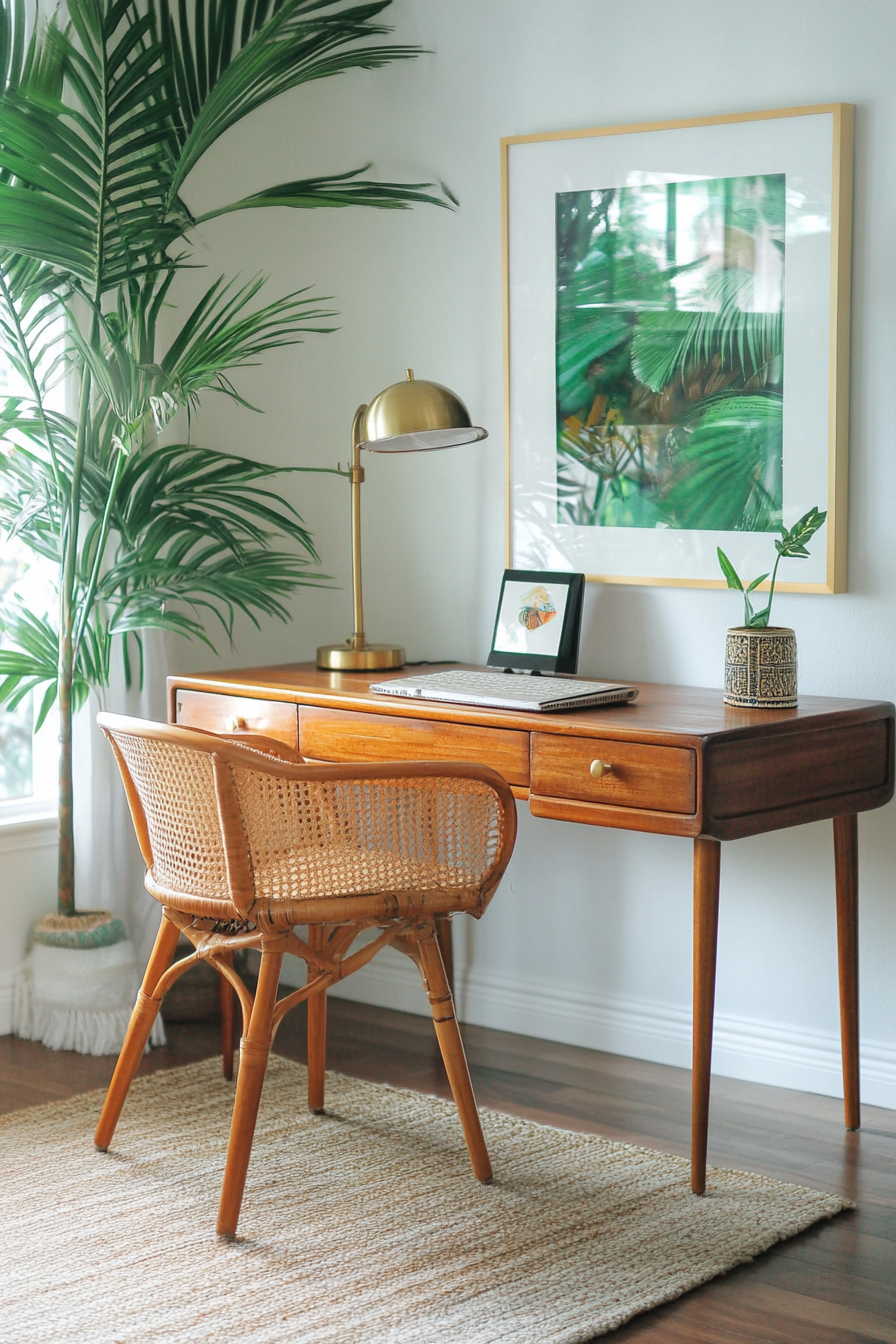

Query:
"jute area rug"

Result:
[[0, 1056, 850, 1344]]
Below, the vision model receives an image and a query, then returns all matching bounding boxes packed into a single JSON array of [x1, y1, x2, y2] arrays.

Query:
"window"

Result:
[[0, 360, 59, 820]]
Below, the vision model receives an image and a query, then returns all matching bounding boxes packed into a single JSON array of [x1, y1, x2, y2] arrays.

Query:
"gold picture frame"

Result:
[[502, 104, 853, 592]]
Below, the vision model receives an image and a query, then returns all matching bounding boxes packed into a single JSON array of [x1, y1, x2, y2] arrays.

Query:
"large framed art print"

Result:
[[502, 105, 853, 591]]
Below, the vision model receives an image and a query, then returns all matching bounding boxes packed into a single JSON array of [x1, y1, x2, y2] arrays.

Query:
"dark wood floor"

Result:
[[2, 997, 895, 1343]]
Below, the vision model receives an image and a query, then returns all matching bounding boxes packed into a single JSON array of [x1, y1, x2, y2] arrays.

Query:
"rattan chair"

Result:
[[93, 713, 517, 1237]]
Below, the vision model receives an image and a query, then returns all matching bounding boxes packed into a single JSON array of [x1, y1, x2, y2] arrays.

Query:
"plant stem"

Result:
[[763, 553, 783, 626], [57, 10, 111, 917], [56, 360, 91, 917], [73, 444, 126, 660]]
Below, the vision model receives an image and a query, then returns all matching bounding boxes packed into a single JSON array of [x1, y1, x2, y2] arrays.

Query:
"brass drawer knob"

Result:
[[590, 759, 613, 780], [226, 715, 248, 732]]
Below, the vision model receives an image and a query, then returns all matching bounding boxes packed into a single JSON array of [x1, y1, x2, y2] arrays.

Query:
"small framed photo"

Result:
[[488, 570, 585, 673]]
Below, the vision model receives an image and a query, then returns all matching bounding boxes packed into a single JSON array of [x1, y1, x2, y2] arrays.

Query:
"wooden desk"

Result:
[[168, 664, 894, 1192]]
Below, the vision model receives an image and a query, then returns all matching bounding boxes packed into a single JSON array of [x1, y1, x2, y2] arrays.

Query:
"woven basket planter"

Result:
[[724, 626, 798, 709], [13, 938, 166, 1056]]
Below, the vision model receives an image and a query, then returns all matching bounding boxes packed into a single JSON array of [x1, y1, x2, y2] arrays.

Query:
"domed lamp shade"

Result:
[[316, 370, 487, 671]]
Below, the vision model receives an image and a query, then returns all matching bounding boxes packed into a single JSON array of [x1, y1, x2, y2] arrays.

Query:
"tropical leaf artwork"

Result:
[[555, 173, 785, 532]]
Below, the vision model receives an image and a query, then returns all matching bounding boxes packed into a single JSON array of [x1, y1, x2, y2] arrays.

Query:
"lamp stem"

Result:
[[349, 404, 367, 651]]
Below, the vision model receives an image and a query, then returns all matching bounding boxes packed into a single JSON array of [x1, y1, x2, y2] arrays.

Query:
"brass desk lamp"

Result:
[[316, 369, 487, 671]]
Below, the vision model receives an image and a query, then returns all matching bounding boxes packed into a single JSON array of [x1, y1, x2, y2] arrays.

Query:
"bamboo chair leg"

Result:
[[307, 926, 327, 1113], [217, 945, 284, 1238], [414, 927, 492, 1183], [435, 914, 455, 999], [219, 951, 236, 1081], [95, 914, 180, 1151]]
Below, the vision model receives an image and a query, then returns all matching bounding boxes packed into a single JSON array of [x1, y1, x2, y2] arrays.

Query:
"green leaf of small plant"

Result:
[[777, 507, 827, 559], [717, 505, 825, 629], [716, 547, 743, 591]]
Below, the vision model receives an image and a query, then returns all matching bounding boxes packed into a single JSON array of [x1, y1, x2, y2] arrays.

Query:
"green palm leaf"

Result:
[[661, 394, 783, 532], [0, 606, 89, 727], [630, 268, 783, 394], [110, 440, 325, 561], [196, 165, 454, 221], [163, 0, 426, 198], [556, 242, 699, 416], [160, 274, 337, 408]]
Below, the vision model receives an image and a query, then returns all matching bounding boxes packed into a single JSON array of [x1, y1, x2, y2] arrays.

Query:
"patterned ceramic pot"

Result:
[[724, 626, 798, 709]]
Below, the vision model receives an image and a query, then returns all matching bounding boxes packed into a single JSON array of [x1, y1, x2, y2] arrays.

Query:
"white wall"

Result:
[[166, 0, 896, 1106], [0, 820, 56, 1032]]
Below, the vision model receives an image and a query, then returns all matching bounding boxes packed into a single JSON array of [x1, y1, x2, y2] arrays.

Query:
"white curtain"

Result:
[[73, 631, 170, 967]]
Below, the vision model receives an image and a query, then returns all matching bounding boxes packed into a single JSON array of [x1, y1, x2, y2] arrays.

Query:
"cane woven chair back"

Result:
[[232, 769, 505, 907], [102, 717, 514, 924], [108, 732, 230, 907]]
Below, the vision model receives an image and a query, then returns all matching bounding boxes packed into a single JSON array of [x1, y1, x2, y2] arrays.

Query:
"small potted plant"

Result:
[[717, 507, 826, 708]]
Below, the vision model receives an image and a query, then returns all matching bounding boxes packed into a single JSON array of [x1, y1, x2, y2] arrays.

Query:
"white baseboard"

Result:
[[319, 948, 896, 1112]]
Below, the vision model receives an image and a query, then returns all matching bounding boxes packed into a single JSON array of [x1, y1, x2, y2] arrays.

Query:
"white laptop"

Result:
[[369, 668, 638, 713]]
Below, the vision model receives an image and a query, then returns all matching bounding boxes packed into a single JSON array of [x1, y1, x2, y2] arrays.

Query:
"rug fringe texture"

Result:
[[0, 1056, 852, 1344]]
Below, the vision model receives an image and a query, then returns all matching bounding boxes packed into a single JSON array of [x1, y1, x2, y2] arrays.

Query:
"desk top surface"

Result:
[[169, 662, 894, 746]]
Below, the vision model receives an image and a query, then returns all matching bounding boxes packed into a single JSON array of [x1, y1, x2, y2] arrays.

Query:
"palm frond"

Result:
[[162, 0, 423, 197], [0, 425, 72, 561], [160, 274, 337, 408], [0, 255, 69, 392], [110, 440, 326, 560], [0, 0, 27, 93], [661, 394, 783, 532], [0, 1, 179, 294], [630, 268, 783, 394], [1, 0, 60, 99], [105, 547, 329, 642], [0, 605, 81, 728], [555, 241, 700, 415], [195, 165, 454, 221]]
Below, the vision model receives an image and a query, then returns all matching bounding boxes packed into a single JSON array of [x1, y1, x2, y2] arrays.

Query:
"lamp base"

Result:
[[316, 642, 405, 671]]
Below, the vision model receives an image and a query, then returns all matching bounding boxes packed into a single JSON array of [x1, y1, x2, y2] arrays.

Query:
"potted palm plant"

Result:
[[0, 0, 449, 1050]]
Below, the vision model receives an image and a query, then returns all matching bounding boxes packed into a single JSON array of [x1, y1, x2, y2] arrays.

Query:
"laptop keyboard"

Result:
[[371, 669, 634, 708], [402, 671, 622, 700]]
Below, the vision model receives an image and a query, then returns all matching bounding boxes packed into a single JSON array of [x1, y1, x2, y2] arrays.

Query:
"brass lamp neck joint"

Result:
[[351, 403, 368, 451]]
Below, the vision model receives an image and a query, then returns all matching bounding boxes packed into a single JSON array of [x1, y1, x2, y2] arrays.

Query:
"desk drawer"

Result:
[[299, 706, 530, 785], [173, 689, 299, 751], [531, 733, 696, 814]]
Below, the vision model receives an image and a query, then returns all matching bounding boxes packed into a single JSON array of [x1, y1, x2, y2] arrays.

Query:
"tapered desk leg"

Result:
[[834, 813, 861, 1130], [692, 837, 721, 1196]]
